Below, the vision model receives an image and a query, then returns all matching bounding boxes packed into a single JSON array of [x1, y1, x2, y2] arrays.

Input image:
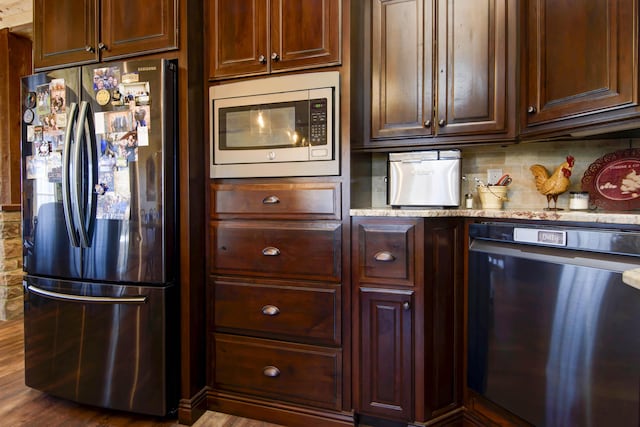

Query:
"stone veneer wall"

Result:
[[0, 211, 22, 320], [370, 138, 640, 209]]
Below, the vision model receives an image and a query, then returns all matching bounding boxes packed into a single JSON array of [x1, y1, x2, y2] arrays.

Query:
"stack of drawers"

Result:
[[209, 181, 343, 411]]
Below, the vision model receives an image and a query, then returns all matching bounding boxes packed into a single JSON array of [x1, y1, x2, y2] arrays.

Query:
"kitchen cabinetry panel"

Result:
[[209, 0, 269, 78], [359, 288, 414, 421], [270, 0, 341, 72], [211, 182, 341, 220], [100, 0, 178, 60], [436, 0, 507, 135], [34, 0, 178, 70], [208, 0, 341, 79], [34, 0, 98, 69], [213, 279, 340, 345], [371, 0, 432, 139], [522, 0, 637, 136], [213, 333, 342, 410], [352, 217, 463, 424], [210, 220, 341, 281], [360, 0, 516, 148], [355, 219, 418, 286]]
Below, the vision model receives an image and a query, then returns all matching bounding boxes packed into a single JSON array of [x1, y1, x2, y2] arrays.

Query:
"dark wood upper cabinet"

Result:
[[521, 0, 638, 137], [100, 0, 178, 60], [34, 0, 99, 69], [34, 0, 178, 70], [357, 0, 516, 148], [208, 0, 341, 80]]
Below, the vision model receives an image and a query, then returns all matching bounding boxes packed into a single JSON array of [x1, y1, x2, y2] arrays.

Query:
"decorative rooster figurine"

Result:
[[529, 155, 575, 210]]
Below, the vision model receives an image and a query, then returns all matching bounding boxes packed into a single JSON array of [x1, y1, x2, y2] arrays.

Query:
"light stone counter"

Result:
[[622, 269, 640, 291], [350, 207, 640, 226]]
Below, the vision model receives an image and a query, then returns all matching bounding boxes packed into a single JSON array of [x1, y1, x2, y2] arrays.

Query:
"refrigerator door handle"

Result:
[[26, 284, 148, 304], [62, 102, 80, 247], [74, 101, 97, 248], [82, 101, 98, 246]]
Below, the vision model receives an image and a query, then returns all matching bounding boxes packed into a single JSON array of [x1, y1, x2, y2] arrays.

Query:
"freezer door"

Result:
[[80, 59, 176, 284], [21, 70, 82, 279], [23, 276, 178, 416]]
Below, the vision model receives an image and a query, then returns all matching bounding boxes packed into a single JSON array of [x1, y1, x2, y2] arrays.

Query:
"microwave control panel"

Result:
[[309, 98, 328, 146]]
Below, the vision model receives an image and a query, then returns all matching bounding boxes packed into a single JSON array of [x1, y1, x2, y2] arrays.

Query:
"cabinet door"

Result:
[[435, 0, 511, 136], [100, 0, 178, 60], [371, 0, 434, 139], [523, 0, 637, 131], [34, 0, 99, 70], [209, 0, 269, 79], [270, 0, 341, 72], [359, 288, 413, 421]]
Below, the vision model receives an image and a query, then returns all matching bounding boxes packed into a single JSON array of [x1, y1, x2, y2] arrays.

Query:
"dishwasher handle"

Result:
[[470, 239, 640, 274]]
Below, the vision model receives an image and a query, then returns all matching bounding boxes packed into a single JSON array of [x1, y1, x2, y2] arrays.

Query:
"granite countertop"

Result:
[[349, 207, 640, 226]]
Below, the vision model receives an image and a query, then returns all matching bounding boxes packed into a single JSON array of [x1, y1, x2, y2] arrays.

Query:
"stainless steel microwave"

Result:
[[210, 71, 340, 178]]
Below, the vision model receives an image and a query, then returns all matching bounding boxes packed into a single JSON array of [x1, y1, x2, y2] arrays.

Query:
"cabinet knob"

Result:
[[271, 52, 280, 62], [262, 195, 280, 204], [438, 119, 446, 127], [373, 251, 395, 262], [261, 305, 280, 316], [262, 246, 281, 256], [84, 45, 95, 53], [258, 54, 267, 64], [263, 366, 281, 378], [403, 301, 411, 311], [423, 120, 431, 128], [97, 42, 108, 51], [527, 106, 537, 114]]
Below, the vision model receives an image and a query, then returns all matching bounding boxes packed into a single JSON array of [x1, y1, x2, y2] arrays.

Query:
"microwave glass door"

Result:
[[221, 100, 308, 150]]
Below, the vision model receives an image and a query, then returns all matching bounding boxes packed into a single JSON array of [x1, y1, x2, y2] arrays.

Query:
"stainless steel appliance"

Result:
[[20, 59, 178, 416], [210, 71, 340, 178], [388, 150, 461, 207], [468, 222, 640, 426]]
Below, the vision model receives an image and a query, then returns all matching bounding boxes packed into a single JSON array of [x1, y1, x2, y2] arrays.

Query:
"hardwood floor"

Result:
[[0, 319, 282, 427]]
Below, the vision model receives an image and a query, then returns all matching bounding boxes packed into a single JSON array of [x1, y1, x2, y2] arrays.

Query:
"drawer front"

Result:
[[211, 221, 341, 281], [213, 334, 342, 410], [211, 182, 341, 220], [353, 217, 421, 286], [213, 279, 340, 346]]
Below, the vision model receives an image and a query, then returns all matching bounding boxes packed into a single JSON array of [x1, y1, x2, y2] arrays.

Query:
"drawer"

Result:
[[212, 334, 342, 410], [211, 182, 341, 220], [211, 220, 341, 282], [353, 217, 421, 286], [213, 279, 340, 346]]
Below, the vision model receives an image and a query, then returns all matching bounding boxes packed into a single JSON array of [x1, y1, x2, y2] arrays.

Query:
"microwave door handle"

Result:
[[62, 102, 80, 247], [73, 101, 90, 248]]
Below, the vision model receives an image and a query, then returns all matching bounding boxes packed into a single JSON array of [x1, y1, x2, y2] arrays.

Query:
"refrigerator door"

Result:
[[80, 59, 176, 284], [21, 69, 82, 279], [23, 275, 179, 416]]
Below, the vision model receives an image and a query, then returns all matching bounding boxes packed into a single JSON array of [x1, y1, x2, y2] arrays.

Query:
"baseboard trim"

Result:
[[178, 387, 209, 425], [208, 390, 354, 427]]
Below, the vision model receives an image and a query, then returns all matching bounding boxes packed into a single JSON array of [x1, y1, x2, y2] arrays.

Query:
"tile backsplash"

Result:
[[370, 138, 640, 210]]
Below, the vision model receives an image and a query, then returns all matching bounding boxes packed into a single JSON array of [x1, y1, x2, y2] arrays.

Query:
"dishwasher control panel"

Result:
[[513, 227, 567, 246]]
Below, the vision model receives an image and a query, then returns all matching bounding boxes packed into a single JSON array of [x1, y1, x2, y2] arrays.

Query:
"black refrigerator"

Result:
[[20, 58, 178, 416]]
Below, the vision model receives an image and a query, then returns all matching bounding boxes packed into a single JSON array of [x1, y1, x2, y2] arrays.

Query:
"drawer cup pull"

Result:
[[262, 195, 280, 204], [263, 366, 281, 377], [262, 246, 281, 256], [261, 305, 280, 316], [374, 251, 395, 262]]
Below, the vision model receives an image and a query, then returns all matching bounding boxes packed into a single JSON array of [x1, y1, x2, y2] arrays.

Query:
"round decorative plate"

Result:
[[581, 148, 640, 210]]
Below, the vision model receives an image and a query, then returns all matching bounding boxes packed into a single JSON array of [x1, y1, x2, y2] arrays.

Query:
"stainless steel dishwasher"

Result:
[[467, 222, 640, 427]]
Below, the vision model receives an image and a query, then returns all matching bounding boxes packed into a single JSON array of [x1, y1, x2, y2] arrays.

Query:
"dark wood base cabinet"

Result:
[[352, 217, 464, 425], [207, 180, 352, 427]]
